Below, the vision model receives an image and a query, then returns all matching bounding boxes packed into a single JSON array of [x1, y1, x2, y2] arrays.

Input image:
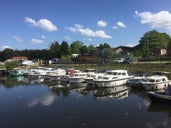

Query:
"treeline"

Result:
[[0, 41, 111, 62], [0, 30, 171, 62]]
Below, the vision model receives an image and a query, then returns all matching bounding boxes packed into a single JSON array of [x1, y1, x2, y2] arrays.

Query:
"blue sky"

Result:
[[1, 0, 171, 50]]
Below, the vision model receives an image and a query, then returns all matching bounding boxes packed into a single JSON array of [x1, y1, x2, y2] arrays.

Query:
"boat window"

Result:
[[122, 73, 126, 76], [149, 79, 155, 82], [156, 79, 160, 82], [162, 78, 166, 81], [103, 77, 109, 79]]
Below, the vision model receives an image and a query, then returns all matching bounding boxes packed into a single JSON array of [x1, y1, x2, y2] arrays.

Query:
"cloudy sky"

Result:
[[1, 0, 171, 50]]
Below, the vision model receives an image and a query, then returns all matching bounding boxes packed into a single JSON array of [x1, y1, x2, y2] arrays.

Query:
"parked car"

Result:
[[123, 57, 133, 64], [114, 58, 125, 64], [51, 58, 59, 64]]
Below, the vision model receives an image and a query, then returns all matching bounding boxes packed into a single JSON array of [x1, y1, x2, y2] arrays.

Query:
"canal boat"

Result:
[[141, 75, 169, 90], [10, 68, 25, 77], [147, 91, 171, 104], [68, 68, 96, 84], [94, 70, 133, 88]]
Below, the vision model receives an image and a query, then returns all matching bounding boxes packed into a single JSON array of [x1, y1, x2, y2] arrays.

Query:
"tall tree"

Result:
[[60, 41, 71, 56], [139, 30, 170, 57], [49, 41, 61, 58]]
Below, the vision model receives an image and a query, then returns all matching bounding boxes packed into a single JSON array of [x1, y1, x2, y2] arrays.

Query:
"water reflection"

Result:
[[28, 93, 57, 107], [1, 76, 171, 128], [93, 85, 129, 100]]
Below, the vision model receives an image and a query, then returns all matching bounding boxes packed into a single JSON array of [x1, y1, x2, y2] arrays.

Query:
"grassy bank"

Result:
[[50, 63, 171, 75]]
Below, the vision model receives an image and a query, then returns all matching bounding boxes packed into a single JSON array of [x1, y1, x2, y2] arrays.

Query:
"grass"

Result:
[[50, 63, 171, 75]]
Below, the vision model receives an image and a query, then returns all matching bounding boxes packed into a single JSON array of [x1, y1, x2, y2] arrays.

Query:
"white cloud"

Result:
[[41, 35, 46, 39], [1, 45, 12, 50], [68, 24, 112, 39], [97, 20, 107, 27], [28, 93, 56, 107], [116, 22, 127, 28], [88, 38, 92, 42], [112, 26, 118, 29], [112, 21, 127, 29], [13, 36, 23, 42], [65, 36, 72, 41], [135, 10, 171, 31], [25, 17, 58, 31], [31, 39, 44, 44]]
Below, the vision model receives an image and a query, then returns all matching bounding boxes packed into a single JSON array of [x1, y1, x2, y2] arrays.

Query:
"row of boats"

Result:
[[9, 66, 171, 104], [10, 67, 171, 90]]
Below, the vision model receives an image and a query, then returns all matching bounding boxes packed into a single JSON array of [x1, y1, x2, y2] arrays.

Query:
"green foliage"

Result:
[[80, 45, 88, 54], [70, 41, 83, 54], [5, 60, 19, 70], [1, 48, 14, 61], [60, 41, 71, 56], [49, 41, 61, 58], [139, 30, 171, 57], [101, 48, 113, 59], [60, 55, 72, 62]]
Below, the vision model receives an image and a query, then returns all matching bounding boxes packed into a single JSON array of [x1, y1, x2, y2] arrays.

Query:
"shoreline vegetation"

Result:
[[48, 62, 171, 75]]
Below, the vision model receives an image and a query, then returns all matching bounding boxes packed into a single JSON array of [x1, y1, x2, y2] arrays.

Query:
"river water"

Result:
[[0, 76, 171, 128]]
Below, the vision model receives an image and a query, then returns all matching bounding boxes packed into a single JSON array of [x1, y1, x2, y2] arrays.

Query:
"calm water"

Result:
[[0, 76, 171, 128]]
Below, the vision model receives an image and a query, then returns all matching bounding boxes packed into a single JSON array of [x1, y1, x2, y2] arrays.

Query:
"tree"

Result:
[[98, 43, 111, 50], [5, 60, 19, 71], [87, 45, 96, 55], [49, 41, 61, 59], [139, 30, 171, 57], [1, 48, 14, 61], [60, 41, 71, 56], [80, 45, 88, 55], [70, 41, 83, 54]]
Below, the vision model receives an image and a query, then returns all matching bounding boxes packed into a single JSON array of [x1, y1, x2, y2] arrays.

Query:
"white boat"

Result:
[[68, 68, 95, 84], [68, 72, 88, 84], [94, 70, 133, 88], [46, 68, 66, 77], [141, 75, 169, 90], [84, 73, 103, 85], [128, 71, 146, 89]]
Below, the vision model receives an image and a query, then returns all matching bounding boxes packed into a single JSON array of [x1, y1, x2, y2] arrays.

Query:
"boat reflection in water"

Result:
[[93, 85, 130, 100], [148, 103, 171, 117]]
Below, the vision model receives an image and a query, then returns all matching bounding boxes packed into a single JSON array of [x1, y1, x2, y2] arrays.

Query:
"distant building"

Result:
[[12, 56, 28, 61], [151, 47, 167, 56], [113, 46, 133, 55]]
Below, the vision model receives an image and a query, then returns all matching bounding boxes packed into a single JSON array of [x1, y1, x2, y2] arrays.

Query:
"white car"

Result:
[[115, 58, 125, 64]]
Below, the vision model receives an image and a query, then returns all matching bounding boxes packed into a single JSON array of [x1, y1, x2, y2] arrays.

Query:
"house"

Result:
[[12, 56, 28, 61], [151, 47, 167, 56], [114, 46, 133, 55]]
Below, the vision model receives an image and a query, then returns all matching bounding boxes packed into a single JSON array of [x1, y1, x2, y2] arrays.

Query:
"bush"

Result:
[[5, 60, 20, 70]]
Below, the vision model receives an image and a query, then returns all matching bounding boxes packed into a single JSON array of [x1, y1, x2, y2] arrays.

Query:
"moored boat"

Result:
[[94, 70, 133, 88], [10, 68, 25, 77], [147, 91, 171, 104], [141, 75, 169, 90]]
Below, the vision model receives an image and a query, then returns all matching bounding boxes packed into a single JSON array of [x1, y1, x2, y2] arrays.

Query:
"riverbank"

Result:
[[47, 63, 171, 75]]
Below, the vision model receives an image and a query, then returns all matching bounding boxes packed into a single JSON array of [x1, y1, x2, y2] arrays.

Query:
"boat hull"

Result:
[[147, 91, 171, 104], [95, 78, 130, 88]]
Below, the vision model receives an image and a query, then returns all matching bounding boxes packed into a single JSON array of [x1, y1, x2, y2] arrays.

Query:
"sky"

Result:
[[1, 0, 171, 50]]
